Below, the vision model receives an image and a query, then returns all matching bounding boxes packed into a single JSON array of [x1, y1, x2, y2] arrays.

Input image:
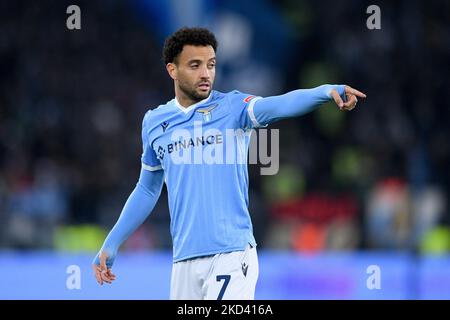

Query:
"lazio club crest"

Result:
[[196, 104, 218, 122]]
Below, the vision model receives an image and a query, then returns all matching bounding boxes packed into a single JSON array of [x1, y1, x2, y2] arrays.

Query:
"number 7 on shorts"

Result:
[[216, 275, 231, 300]]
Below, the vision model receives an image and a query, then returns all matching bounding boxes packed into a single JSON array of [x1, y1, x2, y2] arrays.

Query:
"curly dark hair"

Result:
[[163, 27, 218, 65]]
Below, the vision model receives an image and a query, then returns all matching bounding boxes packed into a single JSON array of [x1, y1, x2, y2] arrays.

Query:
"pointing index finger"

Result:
[[345, 86, 367, 98]]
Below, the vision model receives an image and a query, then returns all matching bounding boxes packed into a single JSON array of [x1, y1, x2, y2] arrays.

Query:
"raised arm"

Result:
[[249, 84, 366, 127], [92, 167, 164, 285]]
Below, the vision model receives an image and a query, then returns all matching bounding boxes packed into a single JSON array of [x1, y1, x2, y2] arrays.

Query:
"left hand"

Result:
[[330, 85, 367, 111], [93, 250, 116, 286]]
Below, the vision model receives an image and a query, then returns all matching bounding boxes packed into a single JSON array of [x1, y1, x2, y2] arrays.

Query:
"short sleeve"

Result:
[[141, 112, 162, 172], [227, 90, 265, 130]]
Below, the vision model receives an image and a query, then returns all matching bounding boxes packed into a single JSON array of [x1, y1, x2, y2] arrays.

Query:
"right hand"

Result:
[[93, 251, 116, 285]]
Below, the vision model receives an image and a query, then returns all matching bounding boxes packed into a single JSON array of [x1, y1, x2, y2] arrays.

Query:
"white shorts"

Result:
[[170, 244, 259, 300]]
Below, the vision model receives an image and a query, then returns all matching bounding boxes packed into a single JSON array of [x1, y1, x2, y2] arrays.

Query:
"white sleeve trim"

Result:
[[247, 97, 264, 128], [142, 163, 162, 172]]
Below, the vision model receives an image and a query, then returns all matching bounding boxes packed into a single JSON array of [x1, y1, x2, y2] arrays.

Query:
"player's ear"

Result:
[[166, 63, 177, 80]]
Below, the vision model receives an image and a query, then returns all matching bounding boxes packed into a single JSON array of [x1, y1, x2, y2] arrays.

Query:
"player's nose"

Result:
[[199, 66, 210, 79]]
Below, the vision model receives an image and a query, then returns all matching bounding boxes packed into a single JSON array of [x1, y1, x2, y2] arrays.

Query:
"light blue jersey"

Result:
[[142, 90, 261, 262], [94, 84, 346, 267]]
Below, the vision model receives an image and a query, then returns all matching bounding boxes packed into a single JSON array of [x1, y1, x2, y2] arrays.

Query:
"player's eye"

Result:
[[208, 63, 215, 69], [190, 64, 199, 69]]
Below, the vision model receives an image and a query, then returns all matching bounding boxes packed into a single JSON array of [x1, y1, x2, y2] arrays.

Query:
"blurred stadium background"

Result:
[[0, 0, 449, 299]]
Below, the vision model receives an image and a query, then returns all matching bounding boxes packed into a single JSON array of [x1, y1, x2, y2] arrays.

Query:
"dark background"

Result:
[[0, 0, 449, 260]]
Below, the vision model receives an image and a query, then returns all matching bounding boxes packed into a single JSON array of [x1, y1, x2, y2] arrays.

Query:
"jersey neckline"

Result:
[[174, 92, 213, 114]]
